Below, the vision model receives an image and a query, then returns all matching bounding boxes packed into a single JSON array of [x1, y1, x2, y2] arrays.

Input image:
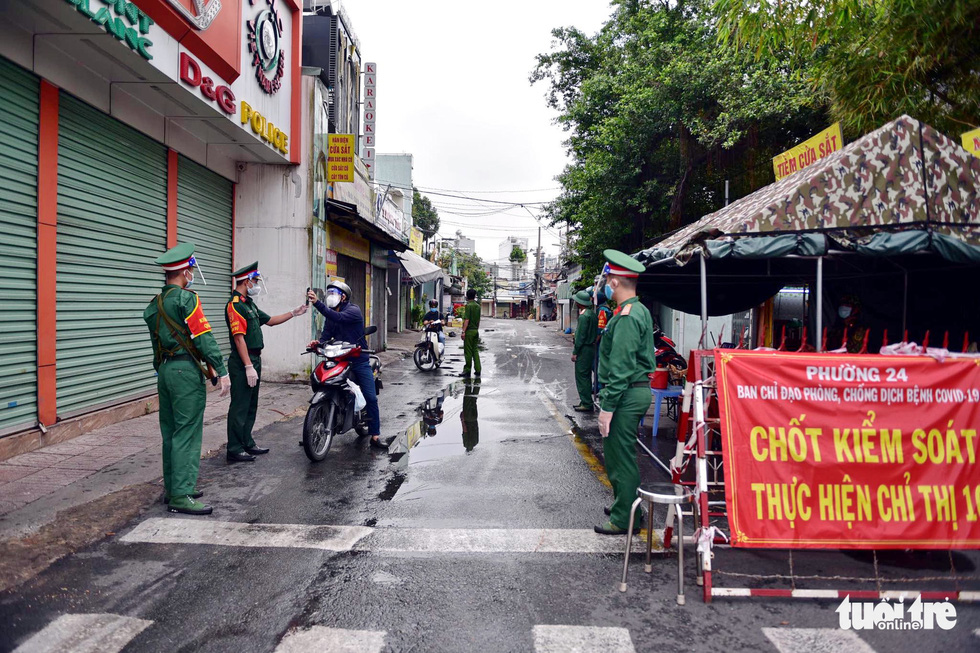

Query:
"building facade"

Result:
[[0, 0, 304, 435]]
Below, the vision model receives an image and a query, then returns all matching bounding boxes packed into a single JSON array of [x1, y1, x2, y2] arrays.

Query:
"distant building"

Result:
[[374, 154, 414, 221], [498, 236, 529, 280], [455, 230, 476, 255]]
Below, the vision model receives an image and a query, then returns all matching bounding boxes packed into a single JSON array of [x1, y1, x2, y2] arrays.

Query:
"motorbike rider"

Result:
[[307, 282, 387, 449], [422, 299, 445, 359]]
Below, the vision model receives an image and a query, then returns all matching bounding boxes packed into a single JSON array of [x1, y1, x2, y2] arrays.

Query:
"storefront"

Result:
[[0, 0, 302, 435]]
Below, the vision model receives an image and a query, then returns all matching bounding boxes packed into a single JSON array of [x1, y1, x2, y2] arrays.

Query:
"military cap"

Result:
[[602, 249, 645, 278], [232, 261, 260, 283], [155, 243, 197, 271], [573, 290, 592, 306]]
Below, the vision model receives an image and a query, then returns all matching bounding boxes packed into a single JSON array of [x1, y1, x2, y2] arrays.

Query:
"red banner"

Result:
[[715, 350, 980, 549]]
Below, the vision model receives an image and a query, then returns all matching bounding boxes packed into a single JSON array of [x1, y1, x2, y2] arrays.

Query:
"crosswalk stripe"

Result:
[[532, 625, 635, 653], [762, 627, 875, 653], [121, 518, 665, 554], [273, 626, 386, 653], [13, 613, 152, 653]]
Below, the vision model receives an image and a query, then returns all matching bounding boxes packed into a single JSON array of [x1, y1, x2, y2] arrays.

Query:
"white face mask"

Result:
[[246, 283, 261, 297], [183, 270, 195, 288], [838, 306, 852, 319], [326, 294, 342, 308]]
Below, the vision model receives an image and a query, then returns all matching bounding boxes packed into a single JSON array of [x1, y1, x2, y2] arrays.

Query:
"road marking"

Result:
[[532, 625, 635, 653], [274, 626, 385, 653], [762, 627, 876, 653], [121, 518, 373, 552], [13, 613, 152, 653], [122, 518, 665, 554]]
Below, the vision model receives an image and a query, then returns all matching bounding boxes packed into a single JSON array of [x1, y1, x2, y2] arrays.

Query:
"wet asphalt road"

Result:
[[1, 319, 979, 652]]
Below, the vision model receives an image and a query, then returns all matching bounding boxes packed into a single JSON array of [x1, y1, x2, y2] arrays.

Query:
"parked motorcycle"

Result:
[[302, 326, 382, 461], [654, 326, 687, 370], [413, 320, 445, 371]]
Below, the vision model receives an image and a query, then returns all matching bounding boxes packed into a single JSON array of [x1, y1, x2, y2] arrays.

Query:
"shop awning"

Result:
[[326, 199, 408, 252], [395, 250, 443, 285]]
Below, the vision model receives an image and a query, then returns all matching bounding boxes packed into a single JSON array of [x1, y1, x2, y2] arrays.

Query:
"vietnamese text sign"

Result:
[[327, 134, 355, 183], [772, 123, 843, 180], [962, 127, 980, 158], [715, 350, 980, 549]]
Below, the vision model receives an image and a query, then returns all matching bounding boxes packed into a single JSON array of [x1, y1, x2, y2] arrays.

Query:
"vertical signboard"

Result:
[[327, 134, 355, 182], [364, 62, 376, 180]]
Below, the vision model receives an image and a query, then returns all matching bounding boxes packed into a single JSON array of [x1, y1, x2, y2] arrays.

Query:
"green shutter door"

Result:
[[0, 58, 39, 432], [56, 94, 167, 416], [176, 155, 233, 356]]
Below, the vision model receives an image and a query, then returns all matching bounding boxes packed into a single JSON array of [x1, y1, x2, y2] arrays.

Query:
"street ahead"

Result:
[[1, 319, 978, 652]]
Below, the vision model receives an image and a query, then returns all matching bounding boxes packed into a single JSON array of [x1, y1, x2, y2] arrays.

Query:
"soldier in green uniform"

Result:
[[225, 262, 308, 462], [144, 243, 231, 515], [460, 379, 481, 452], [571, 290, 599, 412], [594, 250, 655, 535], [461, 288, 482, 377]]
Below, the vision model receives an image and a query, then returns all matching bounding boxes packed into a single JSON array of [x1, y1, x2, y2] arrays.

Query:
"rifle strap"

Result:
[[155, 288, 210, 378]]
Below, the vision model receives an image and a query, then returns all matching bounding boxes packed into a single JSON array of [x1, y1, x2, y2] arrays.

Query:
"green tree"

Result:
[[509, 245, 527, 264], [412, 187, 440, 249], [436, 249, 493, 298], [531, 0, 828, 278], [713, 0, 980, 135]]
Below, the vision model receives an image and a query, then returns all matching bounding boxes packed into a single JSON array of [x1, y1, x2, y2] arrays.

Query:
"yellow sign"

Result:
[[410, 227, 424, 256], [772, 123, 843, 180], [327, 134, 355, 182], [962, 127, 980, 157]]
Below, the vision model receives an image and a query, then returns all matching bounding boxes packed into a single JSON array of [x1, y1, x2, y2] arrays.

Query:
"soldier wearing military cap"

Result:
[[571, 290, 599, 412], [144, 243, 230, 515], [225, 262, 308, 462], [594, 249, 656, 535]]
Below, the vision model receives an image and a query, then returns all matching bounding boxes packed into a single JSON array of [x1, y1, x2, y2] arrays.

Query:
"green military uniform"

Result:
[[572, 290, 598, 410], [143, 243, 227, 513], [597, 250, 655, 532], [225, 263, 272, 456], [462, 299, 482, 376]]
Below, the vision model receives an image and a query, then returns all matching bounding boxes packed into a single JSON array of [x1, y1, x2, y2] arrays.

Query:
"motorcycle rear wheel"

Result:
[[303, 402, 337, 462], [413, 346, 437, 371]]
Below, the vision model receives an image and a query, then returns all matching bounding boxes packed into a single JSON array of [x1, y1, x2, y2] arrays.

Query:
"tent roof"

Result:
[[637, 115, 980, 267], [395, 250, 443, 285]]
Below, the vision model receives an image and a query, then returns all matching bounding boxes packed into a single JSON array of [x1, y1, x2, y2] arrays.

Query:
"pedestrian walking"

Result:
[[225, 262, 308, 463], [571, 290, 598, 412], [307, 281, 387, 448], [594, 250, 655, 535], [461, 288, 482, 377], [143, 243, 230, 515]]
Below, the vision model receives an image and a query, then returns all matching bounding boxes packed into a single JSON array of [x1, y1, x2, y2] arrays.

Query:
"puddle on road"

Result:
[[387, 380, 487, 464]]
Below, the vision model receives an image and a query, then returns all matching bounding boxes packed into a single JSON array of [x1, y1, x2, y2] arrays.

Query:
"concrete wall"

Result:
[[233, 76, 314, 381]]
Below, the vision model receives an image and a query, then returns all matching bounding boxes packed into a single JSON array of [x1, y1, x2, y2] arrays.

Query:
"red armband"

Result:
[[227, 297, 247, 336], [185, 295, 212, 339]]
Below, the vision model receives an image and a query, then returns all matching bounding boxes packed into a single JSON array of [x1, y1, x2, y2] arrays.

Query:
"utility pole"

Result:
[[535, 226, 542, 322]]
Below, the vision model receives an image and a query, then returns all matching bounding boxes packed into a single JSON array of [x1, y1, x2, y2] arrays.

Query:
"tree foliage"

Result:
[[509, 245, 527, 264], [436, 250, 494, 299], [412, 187, 440, 238], [531, 0, 829, 278], [713, 0, 980, 135]]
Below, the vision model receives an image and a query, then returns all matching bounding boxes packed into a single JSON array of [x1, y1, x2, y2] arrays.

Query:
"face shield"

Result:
[[243, 270, 268, 296], [187, 255, 207, 286]]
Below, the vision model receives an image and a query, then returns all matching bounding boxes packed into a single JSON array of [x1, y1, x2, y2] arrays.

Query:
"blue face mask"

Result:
[[603, 284, 613, 301], [184, 270, 195, 289]]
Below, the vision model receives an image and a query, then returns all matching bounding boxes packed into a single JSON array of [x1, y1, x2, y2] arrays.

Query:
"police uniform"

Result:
[[143, 243, 227, 515], [572, 290, 598, 411], [461, 380, 481, 452], [225, 262, 272, 461], [595, 250, 655, 534]]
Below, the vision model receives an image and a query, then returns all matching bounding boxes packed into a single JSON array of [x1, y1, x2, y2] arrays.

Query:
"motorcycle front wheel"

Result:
[[303, 402, 337, 462], [413, 345, 438, 371]]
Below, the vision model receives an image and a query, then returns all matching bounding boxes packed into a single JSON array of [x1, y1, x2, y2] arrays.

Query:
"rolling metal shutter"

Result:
[[0, 59, 39, 433], [56, 94, 167, 416], [336, 254, 366, 311], [176, 155, 233, 356]]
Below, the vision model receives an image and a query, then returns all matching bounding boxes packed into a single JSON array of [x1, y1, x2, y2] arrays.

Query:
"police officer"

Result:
[[461, 379, 481, 452], [571, 290, 599, 412], [144, 243, 231, 515], [594, 250, 656, 535], [225, 262, 308, 463]]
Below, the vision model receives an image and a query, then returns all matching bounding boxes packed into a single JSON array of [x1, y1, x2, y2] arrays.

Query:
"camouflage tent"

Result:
[[637, 115, 980, 267]]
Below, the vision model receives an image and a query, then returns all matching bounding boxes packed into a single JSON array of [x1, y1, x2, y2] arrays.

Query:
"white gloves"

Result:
[[219, 375, 231, 397], [244, 364, 259, 387], [290, 304, 308, 317], [598, 410, 613, 438]]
